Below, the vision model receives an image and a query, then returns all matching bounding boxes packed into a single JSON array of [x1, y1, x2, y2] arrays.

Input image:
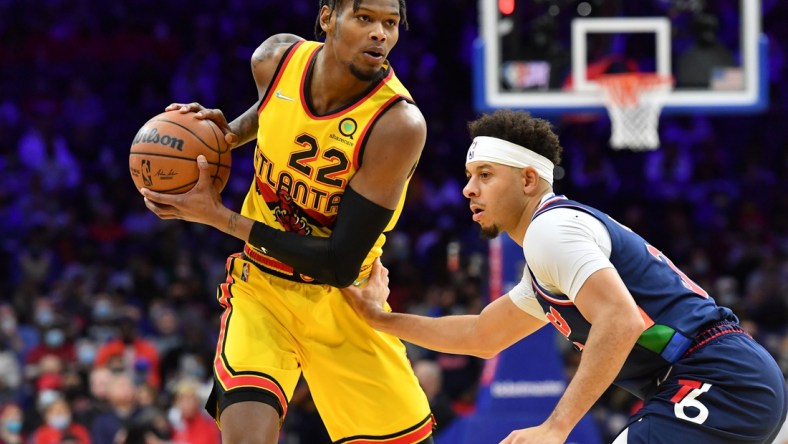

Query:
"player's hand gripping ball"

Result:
[[129, 111, 231, 193]]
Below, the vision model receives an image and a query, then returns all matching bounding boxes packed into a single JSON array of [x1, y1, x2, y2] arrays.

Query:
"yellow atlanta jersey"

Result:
[[240, 40, 415, 283]]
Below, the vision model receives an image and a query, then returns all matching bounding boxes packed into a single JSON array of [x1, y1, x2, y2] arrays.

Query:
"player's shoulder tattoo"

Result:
[[252, 34, 303, 67]]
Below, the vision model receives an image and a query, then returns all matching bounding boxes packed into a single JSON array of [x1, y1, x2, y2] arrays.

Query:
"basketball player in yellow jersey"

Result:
[[140, 0, 435, 443]]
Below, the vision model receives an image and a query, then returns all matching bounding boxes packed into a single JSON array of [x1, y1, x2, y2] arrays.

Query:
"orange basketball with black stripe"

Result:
[[129, 111, 231, 193]]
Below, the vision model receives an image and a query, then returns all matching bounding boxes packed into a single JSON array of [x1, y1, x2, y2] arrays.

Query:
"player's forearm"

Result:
[[544, 319, 641, 438], [228, 102, 260, 149], [245, 186, 393, 287], [209, 207, 255, 243], [370, 311, 492, 357]]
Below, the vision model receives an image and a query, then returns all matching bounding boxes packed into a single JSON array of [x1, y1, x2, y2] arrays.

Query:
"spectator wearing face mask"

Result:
[[86, 295, 119, 345], [30, 298, 54, 327], [25, 323, 75, 374], [29, 397, 90, 444], [24, 333, 73, 403], [0, 403, 25, 444]]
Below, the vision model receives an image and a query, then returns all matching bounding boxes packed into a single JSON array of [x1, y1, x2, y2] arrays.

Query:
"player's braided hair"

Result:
[[314, 0, 409, 39], [468, 110, 563, 166]]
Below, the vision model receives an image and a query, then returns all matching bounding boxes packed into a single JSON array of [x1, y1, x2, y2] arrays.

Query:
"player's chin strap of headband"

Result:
[[465, 136, 555, 185]]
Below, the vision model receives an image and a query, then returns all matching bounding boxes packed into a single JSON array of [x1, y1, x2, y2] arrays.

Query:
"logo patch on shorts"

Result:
[[241, 263, 250, 282]]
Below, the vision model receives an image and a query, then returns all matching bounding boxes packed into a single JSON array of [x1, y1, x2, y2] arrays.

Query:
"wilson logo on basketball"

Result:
[[129, 110, 231, 194], [132, 127, 185, 151]]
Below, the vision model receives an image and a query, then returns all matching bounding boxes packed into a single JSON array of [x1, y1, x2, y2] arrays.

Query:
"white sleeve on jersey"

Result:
[[507, 269, 549, 321], [523, 207, 614, 301]]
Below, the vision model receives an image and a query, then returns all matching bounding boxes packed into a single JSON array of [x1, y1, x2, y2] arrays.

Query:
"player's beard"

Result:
[[480, 224, 501, 240], [349, 62, 385, 82]]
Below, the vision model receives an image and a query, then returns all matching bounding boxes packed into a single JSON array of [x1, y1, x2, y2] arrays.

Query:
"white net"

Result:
[[597, 74, 673, 151]]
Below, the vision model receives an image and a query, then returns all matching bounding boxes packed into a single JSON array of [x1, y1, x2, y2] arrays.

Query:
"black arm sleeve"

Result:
[[247, 185, 394, 287]]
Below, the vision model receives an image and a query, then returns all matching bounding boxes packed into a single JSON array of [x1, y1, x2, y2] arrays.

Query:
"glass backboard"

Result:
[[475, 0, 768, 115]]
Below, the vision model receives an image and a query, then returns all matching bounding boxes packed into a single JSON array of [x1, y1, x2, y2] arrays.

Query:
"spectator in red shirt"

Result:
[[25, 324, 75, 375], [169, 379, 218, 444], [29, 397, 90, 444], [94, 313, 160, 388]]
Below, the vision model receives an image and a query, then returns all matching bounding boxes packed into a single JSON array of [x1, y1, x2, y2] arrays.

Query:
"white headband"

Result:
[[466, 136, 555, 185]]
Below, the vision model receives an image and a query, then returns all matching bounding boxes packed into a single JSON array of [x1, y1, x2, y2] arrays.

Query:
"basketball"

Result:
[[129, 111, 231, 194]]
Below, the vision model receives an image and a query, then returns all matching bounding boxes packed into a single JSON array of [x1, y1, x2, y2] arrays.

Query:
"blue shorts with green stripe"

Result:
[[615, 329, 786, 443]]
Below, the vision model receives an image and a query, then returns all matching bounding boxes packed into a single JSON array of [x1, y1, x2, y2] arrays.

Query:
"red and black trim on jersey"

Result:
[[299, 45, 402, 119], [257, 40, 304, 114], [352, 94, 413, 170], [207, 255, 291, 421], [334, 413, 434, 444], [241, 243, 319, 284], [295, 44, 415, 169]]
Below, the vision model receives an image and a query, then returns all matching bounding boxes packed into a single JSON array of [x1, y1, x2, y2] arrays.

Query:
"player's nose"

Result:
[[370, 22, 386, 41], [462, 179, 477, 198]]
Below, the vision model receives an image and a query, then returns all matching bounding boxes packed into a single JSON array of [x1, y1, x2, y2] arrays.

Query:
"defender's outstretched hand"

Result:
[[141, 155, 224, 226], [165, 102, 239, 145], [341, 258, 391, 323], [499, 424, 567, 444]]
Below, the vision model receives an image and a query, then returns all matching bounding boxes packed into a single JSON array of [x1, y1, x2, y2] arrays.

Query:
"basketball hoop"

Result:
[[597, 73, 673, 151]]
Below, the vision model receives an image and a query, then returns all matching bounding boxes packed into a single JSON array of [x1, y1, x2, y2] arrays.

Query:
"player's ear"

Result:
[[319, 5, 333, 34], [520, 166, 541, 193]]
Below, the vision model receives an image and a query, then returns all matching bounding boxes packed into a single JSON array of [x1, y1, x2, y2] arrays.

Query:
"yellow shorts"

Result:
[[207, 254, 434, 442]]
